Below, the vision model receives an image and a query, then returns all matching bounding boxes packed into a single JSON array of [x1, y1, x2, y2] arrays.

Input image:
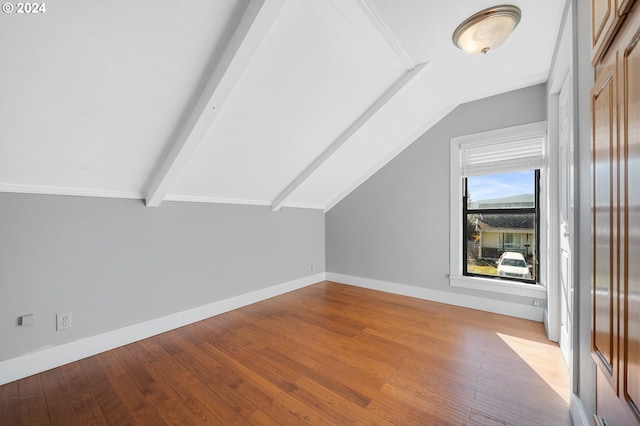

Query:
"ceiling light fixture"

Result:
[[452, 5, 521, 55]]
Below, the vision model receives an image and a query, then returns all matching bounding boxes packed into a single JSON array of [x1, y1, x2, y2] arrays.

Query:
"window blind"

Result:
[[460, 136, 545, 177]]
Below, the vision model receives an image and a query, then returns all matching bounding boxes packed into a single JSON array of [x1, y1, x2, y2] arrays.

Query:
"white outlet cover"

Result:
[[56, 312, 71, 330]]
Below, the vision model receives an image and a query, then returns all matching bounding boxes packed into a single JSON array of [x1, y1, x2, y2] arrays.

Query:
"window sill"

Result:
[[449, 275, 547, 299]]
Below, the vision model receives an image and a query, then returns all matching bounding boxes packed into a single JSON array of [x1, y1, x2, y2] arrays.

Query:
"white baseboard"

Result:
[[1, 271, 546, 385], [326, 273, 544, 321], [571, 393, 590, 426], [0, 273, 325, 386]]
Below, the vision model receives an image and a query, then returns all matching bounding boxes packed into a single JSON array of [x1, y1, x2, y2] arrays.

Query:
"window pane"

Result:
[[467, 170, 535, 209], [466, 212, 536, 281]]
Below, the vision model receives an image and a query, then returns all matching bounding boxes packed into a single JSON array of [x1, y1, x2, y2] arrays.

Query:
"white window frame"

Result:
[[449, 122, 548, 299]]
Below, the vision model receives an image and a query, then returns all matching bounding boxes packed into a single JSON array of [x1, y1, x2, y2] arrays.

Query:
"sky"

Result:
[[467, 170, 534, 202]]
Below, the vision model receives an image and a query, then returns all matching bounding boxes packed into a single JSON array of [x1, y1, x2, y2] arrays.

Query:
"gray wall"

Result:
[[0, 193, 324, 361], [326, 83, 547, 306]]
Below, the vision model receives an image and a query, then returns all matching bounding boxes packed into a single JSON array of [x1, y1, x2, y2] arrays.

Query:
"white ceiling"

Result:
[[0, 0, 565, 211]]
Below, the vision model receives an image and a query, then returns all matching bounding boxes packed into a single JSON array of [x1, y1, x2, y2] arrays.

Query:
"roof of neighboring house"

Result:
[[469, 194, 534, 209], [476, 214, 535, 231]]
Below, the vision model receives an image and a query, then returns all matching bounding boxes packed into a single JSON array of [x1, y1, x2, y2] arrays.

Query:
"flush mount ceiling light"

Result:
[[452, 5, 521, 55]]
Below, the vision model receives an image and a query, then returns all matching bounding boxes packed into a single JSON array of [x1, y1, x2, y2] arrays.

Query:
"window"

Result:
[[449, 122, 547, 298], [463, 170, 539, 283]]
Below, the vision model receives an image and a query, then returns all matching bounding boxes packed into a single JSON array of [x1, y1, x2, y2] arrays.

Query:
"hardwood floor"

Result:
[[0, 281, 572, 425]]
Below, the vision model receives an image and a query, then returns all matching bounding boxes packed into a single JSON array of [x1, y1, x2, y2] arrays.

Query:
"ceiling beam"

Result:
[[145, 0, 286, 207], [359, 0, 415, 70], [271, 62, 432, 211]]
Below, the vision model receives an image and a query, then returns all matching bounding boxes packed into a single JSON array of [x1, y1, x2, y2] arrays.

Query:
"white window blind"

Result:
[[460, 136, 545, 177]]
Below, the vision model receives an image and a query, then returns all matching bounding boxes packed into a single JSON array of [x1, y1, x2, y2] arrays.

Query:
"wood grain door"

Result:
[[592, 3, 640, 423], [620, 12, 640, 420]]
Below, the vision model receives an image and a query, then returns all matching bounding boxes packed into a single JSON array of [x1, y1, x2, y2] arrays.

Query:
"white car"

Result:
[[497, 252, 532, 279]]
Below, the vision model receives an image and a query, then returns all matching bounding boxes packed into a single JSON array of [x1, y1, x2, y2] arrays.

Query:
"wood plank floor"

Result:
[[0, 281, 572, 425]]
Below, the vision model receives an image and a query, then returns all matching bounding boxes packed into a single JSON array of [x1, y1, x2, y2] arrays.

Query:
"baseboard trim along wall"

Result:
[[0, 273, 325, 386], [326, 273, 544, 322], [570, 393, 590, 426], [1, 271, 544, 385]]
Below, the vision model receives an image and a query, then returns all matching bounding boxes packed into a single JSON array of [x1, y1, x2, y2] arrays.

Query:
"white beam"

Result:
[[359, 0, 415, 70], [271, 62, 432, 211], [145, 0, 286, 207]]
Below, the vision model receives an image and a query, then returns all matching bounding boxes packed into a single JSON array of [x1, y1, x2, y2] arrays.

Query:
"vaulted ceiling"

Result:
[[0, 0, 565, 211]]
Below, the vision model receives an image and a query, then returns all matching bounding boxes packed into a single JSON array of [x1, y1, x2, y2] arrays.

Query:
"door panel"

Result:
[[622, 25, 640, 419], [559, 74, 573, 366], [593, 0, 617, 63], [592, 63, 618, 390], [593, 0, 614, 44]]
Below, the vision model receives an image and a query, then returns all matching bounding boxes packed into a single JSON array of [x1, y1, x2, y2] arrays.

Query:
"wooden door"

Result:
[[620, 11, 640, 420], [592, 2, 640, 423]]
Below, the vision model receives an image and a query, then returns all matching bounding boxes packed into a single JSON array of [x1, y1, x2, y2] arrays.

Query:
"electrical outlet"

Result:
[[57, 312, 71, 330], [19, 314, 34, 326], [532, 300, 540, 307]]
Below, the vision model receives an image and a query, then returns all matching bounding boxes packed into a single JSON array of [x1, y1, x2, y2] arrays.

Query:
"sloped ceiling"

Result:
[[0, 0, 565, 211]]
